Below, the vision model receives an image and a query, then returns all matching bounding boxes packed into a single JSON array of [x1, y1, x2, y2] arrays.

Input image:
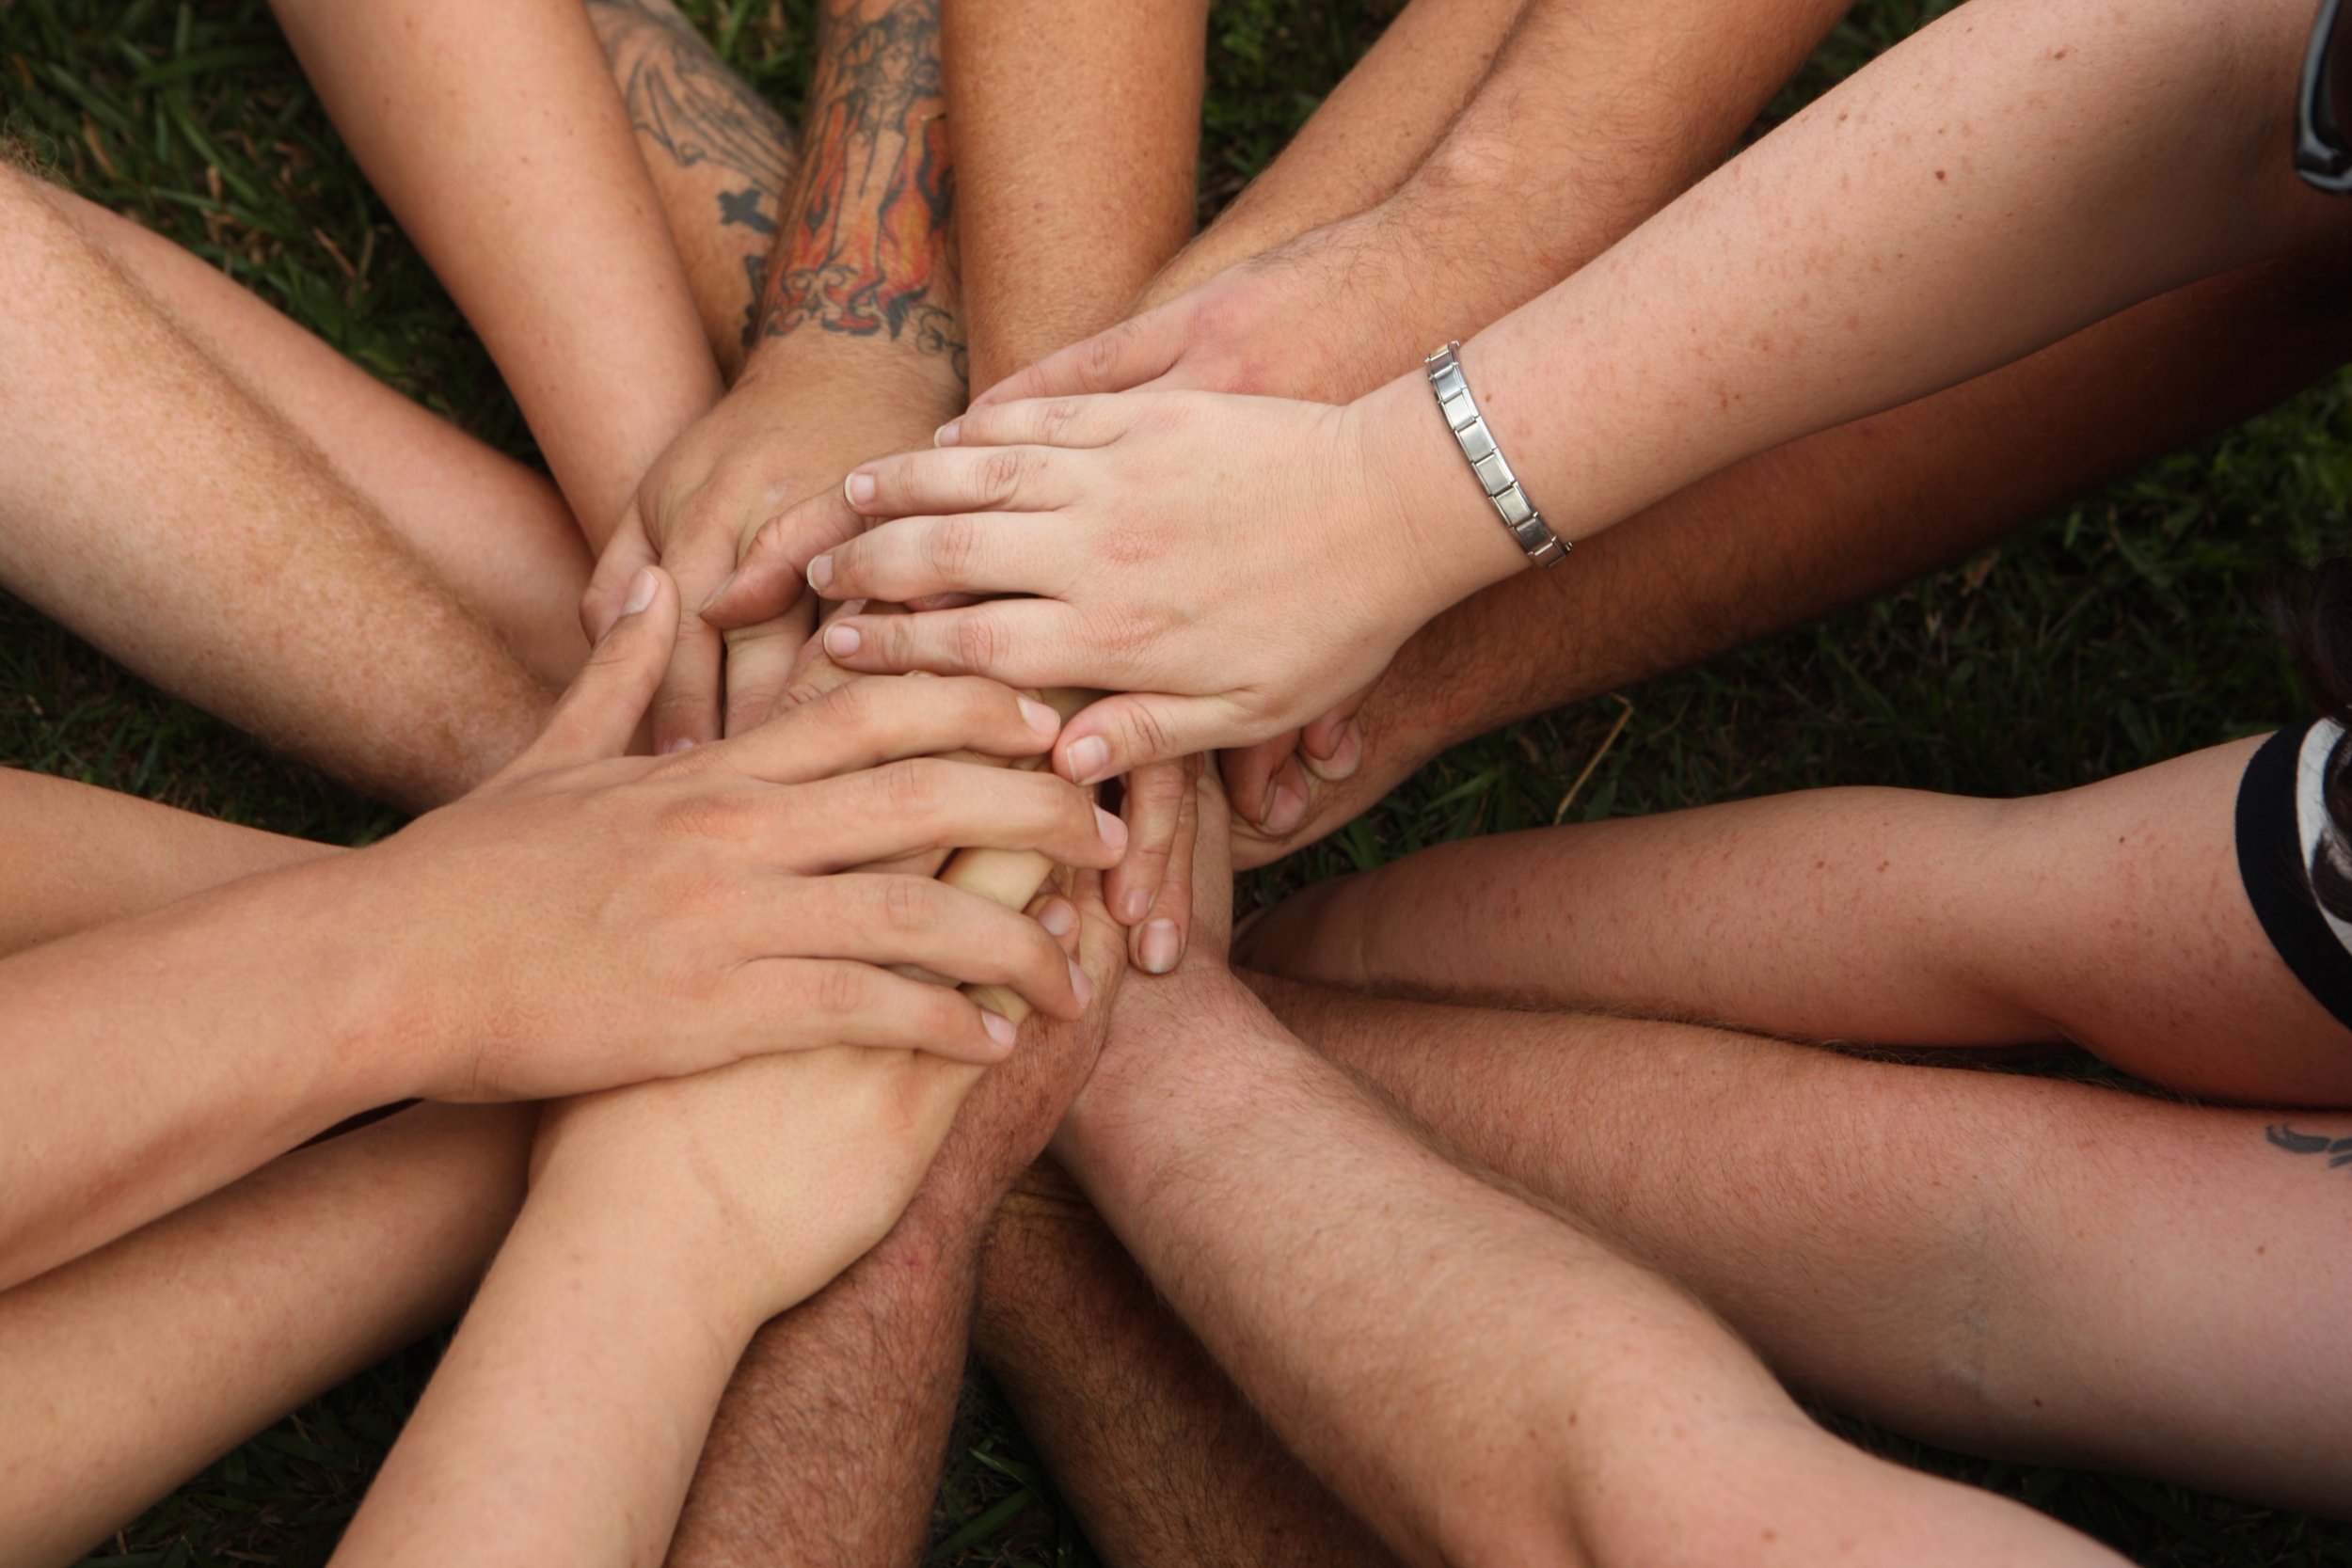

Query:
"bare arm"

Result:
[[588, 0, 796, 381], [0, 1101, 533, 1568], [1243, 737, 2352, 1105], [0, 585, 1109, 1293], [668, 878, 1126, 1567], [942, 0, 1209, 392], [812, 0, 2352, 780], [1057, 783, 2120, 1568], [268, 0, 722, 547]]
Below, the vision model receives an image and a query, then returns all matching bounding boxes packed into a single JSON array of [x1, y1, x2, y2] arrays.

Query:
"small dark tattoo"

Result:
[[588, 0, 793, 219], [718, 186, 779, 234], [2265, 1123, 2352, 1169]]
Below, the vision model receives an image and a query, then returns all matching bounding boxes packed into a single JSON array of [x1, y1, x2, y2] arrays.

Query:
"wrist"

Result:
[[1057, 972, 1288, 1190], [1348, 369, 1533, 628]]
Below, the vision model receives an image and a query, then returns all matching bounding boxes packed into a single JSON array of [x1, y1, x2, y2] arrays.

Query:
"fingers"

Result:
[[648, 611, 724, 752], [716, 673, 1063, 784], [518, 567, 677, 771], [836, 444, 1077, 538], [792, 872, 1089, 1025], [972, 311, 1186, 406], [720, 957, 1025, 1065], [580, 512, 659, 642], [1134, 756, 1200, 976], [1298, 691, 1370, 784], [720, 609, 815, 736], [1056, 691, 1241, 786], [782, 757, 1128, 873], [1220, 729, 1304, 832], [1104, 757, 1192, 929], [925, 392, 1141, 455], [701, 489, 865, 630], [812, 598, 1086, 688]]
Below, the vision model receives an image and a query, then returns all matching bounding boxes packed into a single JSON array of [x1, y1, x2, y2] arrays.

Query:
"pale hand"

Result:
[[741, 386, 1510, 785]]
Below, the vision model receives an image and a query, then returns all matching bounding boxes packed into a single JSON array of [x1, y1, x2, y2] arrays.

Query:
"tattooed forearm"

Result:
[[762, 0, 963, 378], [588, 0, 794, 230], [2265, 1123, 2352, 1170]]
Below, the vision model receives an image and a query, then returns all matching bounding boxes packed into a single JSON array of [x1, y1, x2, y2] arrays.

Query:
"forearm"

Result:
[[1371, 0, 2346, 567], [1234, 0, 1845, 403], [0, 1102, 531, 1568], [944, 0, 1208, 388], [1257, 974, 2352, 1516], [335, 1047, 972, 1567], [673, 879, 1125, 1565], [588, 0, 796, 382], [0, 769, 332, 957], [1147, 0, 1522, 304], [0, 856, 435, 1290], [667, 1136, 999, 1565], [1057, 976, 1751, 1568], [271, 0, 722, 546]]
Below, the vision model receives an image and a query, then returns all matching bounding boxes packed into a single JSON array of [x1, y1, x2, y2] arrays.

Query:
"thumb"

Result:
[[581, 507, 659, 643], [1055, 690, 1236, 786], [701, 490, 861, 629], [974, 306, 1186, 406], [524, 566, 680, 769]]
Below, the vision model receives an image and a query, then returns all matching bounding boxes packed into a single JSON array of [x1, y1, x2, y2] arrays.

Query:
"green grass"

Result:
[[3, 0, 2349, 1562]]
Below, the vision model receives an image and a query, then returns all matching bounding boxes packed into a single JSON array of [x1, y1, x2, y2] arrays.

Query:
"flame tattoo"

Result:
[[764, 0, 963, 380]]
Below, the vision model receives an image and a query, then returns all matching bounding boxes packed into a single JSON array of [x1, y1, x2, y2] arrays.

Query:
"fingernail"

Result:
[[699, 571, 737, 615], [1140, 920, 1181, 974], [1066, 735, 1110, 785], [934, 420, 961, 448], [845, 471, 877, 506], [981, 1009, 1017, 1049], [824, 622, 862, 658], [1325, 721, 1363, 779], [807, 555, 834, 594], [1038, 897, 1077, 938], [660, 736, 698, 755], [1019, 698, 1061, 737], [1264, 784, 1307, 836], [621, 567, 659, 616], [1068, 958, 1093, 1007], [1094, 804, 1128, 851], [1258, 780, 1279, 828]]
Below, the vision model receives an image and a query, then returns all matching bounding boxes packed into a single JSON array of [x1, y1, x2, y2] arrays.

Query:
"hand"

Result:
[[743, 384, 1518, 784], [352, 565, 1128, 1101], [979, 210, 1432, 408], [579, 353, 963, 749], [1219, 683, 1375, 851]]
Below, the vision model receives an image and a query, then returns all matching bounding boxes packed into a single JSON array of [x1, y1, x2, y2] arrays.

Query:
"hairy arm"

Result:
[[941, 0, 1208, 391], [669, 879, 1126, 1567], [1057, 787, 2119, 1568], [268, 0, 722, 546]]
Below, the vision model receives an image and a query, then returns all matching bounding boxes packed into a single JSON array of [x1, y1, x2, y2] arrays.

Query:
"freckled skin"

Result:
[[1243, 736, 2352, 1105]]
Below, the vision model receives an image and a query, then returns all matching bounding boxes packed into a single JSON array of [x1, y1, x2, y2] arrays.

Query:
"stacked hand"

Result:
[[370, 563, 1123, 1102]]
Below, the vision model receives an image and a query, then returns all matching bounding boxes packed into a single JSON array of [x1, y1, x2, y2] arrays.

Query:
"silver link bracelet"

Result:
[[1424, 341, 1568, 568]]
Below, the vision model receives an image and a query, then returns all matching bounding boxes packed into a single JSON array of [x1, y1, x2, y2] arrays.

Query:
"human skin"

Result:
[[1239, 736, 2352, 1106], [0, 577, 1114, 1296], [589, 0, 798, 379], [0, 1101, 535, 1568], [591, 0, 972, 750], [0, 162, 560, 810], [649, 3, 1211, 1549], [1254, 974, 2352, 1519], [1057, 780, 2124, 1568], [326, 870, 1123, 1568], [1220, 236, 2352, 863], [267, 0, 723, 551], [809, 0, 2352, 783]]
